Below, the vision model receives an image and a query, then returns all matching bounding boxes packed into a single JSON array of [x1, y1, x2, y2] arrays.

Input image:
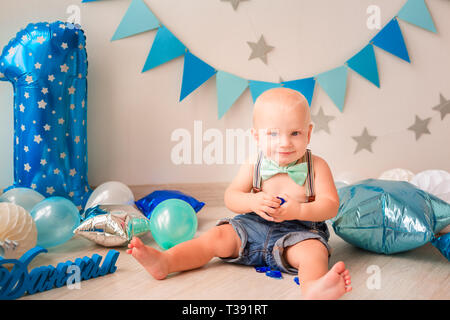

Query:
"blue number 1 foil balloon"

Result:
[[0, 21, 92, 211]]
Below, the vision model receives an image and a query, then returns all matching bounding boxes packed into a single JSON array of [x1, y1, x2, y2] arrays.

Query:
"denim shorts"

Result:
[[216, 212, 331, 275]]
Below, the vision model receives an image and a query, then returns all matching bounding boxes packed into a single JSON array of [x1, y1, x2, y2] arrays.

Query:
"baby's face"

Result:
[[252, 88, 312, 166]]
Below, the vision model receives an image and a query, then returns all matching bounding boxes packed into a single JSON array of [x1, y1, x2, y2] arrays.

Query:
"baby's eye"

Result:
[[292, 131, 301, 136], [267, 131, 278, 137]]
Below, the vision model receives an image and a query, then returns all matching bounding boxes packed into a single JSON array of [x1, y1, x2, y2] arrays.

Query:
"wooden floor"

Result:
[[18, 183, 450, 300]]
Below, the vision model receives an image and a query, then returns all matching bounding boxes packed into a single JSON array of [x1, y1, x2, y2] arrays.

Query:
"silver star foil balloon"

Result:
[[74, 204, 151, 247]]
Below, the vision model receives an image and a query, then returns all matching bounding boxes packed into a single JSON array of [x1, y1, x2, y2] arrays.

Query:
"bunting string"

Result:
[[82, 0, 438, 119]]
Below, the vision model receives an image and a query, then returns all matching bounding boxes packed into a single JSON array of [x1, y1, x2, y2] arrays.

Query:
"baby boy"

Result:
[[127, 87, 351, 299]]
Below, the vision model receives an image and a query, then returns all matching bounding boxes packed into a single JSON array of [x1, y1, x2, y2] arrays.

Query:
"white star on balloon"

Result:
[[25, 75, 33, 84], [61, 42, 68, 50], [8, 47, 16, 56], [36, 36, 45, 44], [59, 23, 66, 29], [53, 168, 60, 175], [48, 74, 55, 82], [34, 62, 41, 69], [24, 163, 31, 172], [41, 87, 48, 94], [74, 136, 80, 144], [37, 100, 47, 109], [60, 64, 69, 73], [20, 125, 25, 131], [19, 104, 25, 112], [58, 118, 65, 125], [69, 169, 77, 177], [68, 86, 76, 95], [43, 124, 51, 131], [69, 191, 75, 197], [31, 184, 37, 189], [60, 152, 66, 159], [24, 146, 29, 152], [70, 104, 75, 110], [34, 135, 43, 144], [46, 186, 55, 195], [40, 159, 47, 166], [24, 92, 30, 99]]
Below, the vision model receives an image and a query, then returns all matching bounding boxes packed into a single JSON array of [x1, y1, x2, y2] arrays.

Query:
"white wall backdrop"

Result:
[[0, 0, 449, 189]]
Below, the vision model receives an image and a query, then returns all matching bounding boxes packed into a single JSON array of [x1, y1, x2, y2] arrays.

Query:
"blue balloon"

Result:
[[333, 179, 450, 254], [0, 187, 45, 212], [150, 199, 198, 250], [0, 21, 92, 211], [30, 196, 80, 248]]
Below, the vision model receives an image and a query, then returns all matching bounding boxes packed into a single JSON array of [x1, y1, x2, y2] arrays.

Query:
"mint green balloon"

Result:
[[150, 199, 198, 250]]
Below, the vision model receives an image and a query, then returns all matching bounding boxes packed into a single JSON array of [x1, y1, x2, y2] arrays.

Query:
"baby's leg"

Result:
[[127, 223, 241, 280], [284, 239, 352, 300]]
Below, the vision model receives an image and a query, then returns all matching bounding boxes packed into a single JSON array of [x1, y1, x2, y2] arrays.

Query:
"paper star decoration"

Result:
[[221, 0, 249, 11], [433, 93, 450, 120], [247, 35, 274, 65], [311, 107, 336, 134], [352, 127, 377, 154], [408, 115, 431, 140]]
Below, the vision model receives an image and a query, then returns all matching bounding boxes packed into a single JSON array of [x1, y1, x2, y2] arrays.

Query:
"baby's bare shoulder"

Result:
[[310, 154, 333, 175]]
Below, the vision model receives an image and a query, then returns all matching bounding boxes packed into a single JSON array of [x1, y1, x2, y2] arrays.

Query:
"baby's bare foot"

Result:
[[126, 237, 169, 280], [301, 261, 352, 300]]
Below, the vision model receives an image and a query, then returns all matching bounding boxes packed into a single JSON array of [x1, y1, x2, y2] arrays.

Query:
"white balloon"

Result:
[[378, 168, 415, 182], [85, 181, 135, 211], [410, 170, 450, 193], [429, 179, 450, 204], [0, 202, 37, 259]]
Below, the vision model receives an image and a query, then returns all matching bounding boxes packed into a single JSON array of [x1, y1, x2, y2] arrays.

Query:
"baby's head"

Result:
[[252, 87, 313, 166]]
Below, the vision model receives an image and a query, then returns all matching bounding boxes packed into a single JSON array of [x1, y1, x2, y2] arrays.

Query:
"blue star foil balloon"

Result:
[[332, 179, 450, 255], [0, 21, 92, 211]]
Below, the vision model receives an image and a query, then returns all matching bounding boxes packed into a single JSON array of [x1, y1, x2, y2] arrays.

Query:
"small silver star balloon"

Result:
[[352, 127, 377, 154], [221, 0, 249, 11], [408, 115, 432, 140], [247, 35, 274, 65], [432, 93, 450, 120], [311, 106, 336, 134]]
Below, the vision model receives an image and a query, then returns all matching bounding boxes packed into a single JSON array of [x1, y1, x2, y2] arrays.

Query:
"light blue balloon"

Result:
[[30, 196, 80, 248], [0, 187, 45, 212], [150, 199, 198, 250]]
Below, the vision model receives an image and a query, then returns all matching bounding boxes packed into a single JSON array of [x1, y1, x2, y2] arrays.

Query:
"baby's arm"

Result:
[[224, 157, 281, 221], [273, 155, 339, 222]]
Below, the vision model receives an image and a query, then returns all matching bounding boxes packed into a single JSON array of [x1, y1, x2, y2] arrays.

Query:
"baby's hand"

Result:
[[270, 193, 301, 222], [250, 192, 281, 222]]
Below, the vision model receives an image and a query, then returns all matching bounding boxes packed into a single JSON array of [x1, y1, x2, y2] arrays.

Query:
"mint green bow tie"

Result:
[[260, 157, 308, 186]]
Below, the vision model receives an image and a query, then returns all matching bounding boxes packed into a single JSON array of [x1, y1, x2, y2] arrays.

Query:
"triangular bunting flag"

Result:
[[371, 18, 410, 63], [142, 25, 186, 72], [347, 44, 380, 88], [180, 51, 217, 102], [282, 77, 316, 107], [316, 66, 348, 112], [248, 80, 282, 102], [216, 71, 249, 119], [397, 0, 436, 33], [111, 0, 160, 41]]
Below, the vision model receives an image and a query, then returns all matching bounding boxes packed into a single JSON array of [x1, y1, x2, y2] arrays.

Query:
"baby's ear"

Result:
[[307, 123, 313, 143], [251, 128, 259, 143]]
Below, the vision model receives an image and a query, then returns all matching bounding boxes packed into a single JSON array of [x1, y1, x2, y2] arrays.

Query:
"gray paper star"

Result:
[[408, 115, 431, 140], [312, 107, 336, 134], [247, 35, 274, 65], [432, 93, 450, 120], [221, 0, 249, 11], [352, 127, 377, 154]]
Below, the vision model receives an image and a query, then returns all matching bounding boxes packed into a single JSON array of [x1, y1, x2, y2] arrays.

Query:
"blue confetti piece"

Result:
[[266, 269, 282, 279], [294, 276, 300, 285], [254, 266, 270, 273], [277, 197, 286, 205]]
